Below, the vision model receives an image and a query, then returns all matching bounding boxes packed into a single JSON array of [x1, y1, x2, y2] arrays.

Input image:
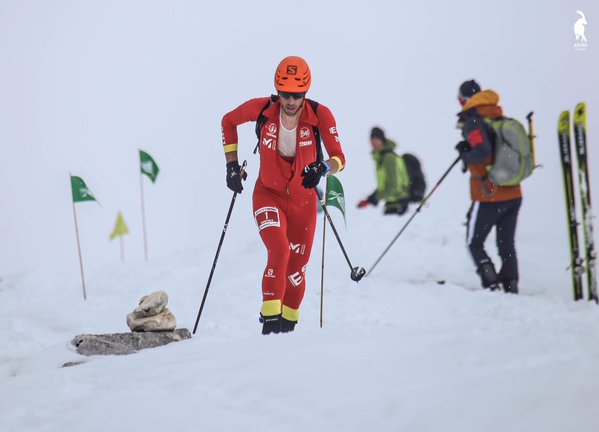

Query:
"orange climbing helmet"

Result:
[[274, 56, 311, 93]]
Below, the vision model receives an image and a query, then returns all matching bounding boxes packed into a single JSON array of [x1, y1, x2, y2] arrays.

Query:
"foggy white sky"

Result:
[[0, 0, 597, 277]]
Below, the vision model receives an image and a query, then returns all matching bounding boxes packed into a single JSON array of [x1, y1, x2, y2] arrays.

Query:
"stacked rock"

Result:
[[126, 290, 177, 332]]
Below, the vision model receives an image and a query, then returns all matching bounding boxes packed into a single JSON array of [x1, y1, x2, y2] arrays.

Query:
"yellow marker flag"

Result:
[[110, 212, 130, 241]]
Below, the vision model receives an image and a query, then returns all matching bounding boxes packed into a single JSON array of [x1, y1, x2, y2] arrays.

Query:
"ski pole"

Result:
[[367, 155, 461, 277], [527, 111, 538, 167], [316, 188, 366, 282], [193, 160, 247, 334], [320, 184, 327, 328]]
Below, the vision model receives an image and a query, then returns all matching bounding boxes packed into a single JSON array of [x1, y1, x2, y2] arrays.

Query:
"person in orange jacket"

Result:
[[455, 80, 522, 294], [221, 56, 346, 334]]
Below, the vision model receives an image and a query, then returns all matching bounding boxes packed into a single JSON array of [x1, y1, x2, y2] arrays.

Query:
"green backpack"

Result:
[[484, 117, 535, 186]]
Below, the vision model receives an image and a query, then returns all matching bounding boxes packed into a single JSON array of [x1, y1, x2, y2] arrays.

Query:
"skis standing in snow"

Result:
[[558, 110, 584, 300], [573, 103, 597, 302], [220, 56, 347, 334], [455, 80, 524, 294], [559, 103, 597, 302]]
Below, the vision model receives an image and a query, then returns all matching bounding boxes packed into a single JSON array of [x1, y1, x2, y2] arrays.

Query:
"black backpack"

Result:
[[403, 153, 426, 202], [253, 95, 323, 162]]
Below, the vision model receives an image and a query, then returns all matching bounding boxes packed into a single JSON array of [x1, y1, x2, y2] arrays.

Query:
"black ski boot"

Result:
[[502, 279, 519, 294], [477, 261, 501, 291], [260, 314, 282, 335], [280, 318, 297, 333]]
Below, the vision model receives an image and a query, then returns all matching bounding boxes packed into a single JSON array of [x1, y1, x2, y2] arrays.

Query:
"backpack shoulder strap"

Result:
[[305, 99, 323, 162], [306, 98, 319, 112], [253, 95, 279, 154], [254, 96, 325, 162]]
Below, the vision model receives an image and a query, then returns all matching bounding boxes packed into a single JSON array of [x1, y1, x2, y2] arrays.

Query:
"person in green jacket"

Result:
[[358, 127, 411, 215]]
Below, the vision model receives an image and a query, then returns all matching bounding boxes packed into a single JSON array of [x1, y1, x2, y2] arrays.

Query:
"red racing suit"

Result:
[[221, 97, 345, 322]]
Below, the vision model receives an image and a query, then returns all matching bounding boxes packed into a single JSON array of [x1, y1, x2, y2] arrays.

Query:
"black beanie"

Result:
[[458, 80, 481, 99], [370, 127, 385, 141]]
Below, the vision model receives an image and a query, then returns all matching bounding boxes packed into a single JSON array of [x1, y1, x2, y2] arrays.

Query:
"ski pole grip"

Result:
[[240, 160, 248, 181]]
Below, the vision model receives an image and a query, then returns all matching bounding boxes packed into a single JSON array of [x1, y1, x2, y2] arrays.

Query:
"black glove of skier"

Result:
[[455, 140, 471, 172], [384, 200, 408, 216], [455, 140, 471, 156], [301, 160, 331, 189], [226, 161, 245, 194], [366, 191, 378, 206], [358, 191, 379, 208]]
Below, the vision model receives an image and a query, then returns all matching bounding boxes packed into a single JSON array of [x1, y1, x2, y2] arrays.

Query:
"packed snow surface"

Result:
[[2, 212, 599, 432]]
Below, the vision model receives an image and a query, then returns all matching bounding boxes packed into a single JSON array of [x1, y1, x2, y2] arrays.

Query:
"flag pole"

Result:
[[140, 171, 149, 261], [70, 173, 87, 300], [120, 236, 125, 263], [320, 181, 328, 328]]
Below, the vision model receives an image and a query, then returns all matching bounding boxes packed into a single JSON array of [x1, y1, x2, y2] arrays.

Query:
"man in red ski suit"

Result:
[[221, 56, 346, 335]]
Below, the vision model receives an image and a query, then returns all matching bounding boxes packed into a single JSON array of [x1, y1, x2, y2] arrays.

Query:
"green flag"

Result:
[[326, 175, 346, 224], [140, 150, 160, 183], [70, 176, 97, 203]]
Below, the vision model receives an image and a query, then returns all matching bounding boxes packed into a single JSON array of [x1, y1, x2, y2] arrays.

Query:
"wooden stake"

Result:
[[140, 172, 149, 261], [70, 176, 87, 300], [120, 236, 125, 263]]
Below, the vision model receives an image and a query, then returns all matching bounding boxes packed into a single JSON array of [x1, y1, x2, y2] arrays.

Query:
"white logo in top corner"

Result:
[[267, 123, 277, 136], [574, 10, 588, 51], [300, 127, 311, 139], [329, 127, 337, 134]]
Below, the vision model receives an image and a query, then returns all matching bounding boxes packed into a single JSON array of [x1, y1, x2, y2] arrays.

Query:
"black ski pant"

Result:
[[466, 198, 522, 282]]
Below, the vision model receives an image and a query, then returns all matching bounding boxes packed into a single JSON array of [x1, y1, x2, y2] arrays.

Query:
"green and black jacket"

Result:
[[372, 138, 410, 203]]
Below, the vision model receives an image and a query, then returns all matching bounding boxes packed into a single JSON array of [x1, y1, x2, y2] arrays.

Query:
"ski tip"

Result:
[[558, 111, 570, 131], [574, 102, 586, 124]]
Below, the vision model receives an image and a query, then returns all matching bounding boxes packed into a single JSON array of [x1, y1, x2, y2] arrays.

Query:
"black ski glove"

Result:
[[358, 191, 379, 208], [455, 140, 471, 157], [226, 161, 244, 194], [455, 140, 471, 172], [384, 200, 408, 216], [301, 160, 331, 189], [366, 191, 378, 206]]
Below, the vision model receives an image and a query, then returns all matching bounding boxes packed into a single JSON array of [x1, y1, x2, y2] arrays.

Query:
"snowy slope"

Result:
[[2, 210, 599, 432], [1, 1, 599, 431]]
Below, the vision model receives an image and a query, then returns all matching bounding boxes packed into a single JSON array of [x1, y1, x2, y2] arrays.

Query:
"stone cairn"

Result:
[[71, 291, 190, 357], [126, 290, 176, 332]]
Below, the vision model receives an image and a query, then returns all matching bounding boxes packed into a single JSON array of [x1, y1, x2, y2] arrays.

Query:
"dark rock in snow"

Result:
[[71, 328, 191, 356], [62, 360, 87, 368]]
